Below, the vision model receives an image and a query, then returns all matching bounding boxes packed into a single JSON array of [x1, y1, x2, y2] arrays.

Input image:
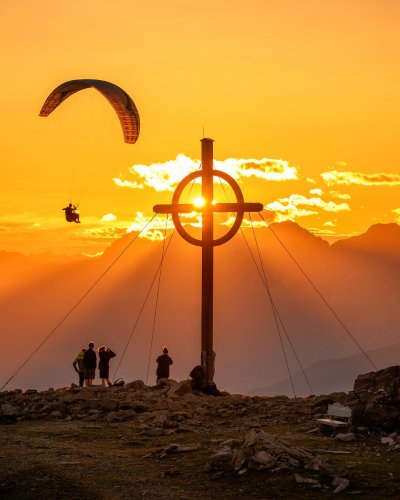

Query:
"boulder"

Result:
[[204, 447, 233, 474], [353, 366, 400, 403], [98, 398, 118, 411], [352, 365, 400, 431], [167, 380, 193, 398], [50, 410, 62, 418], [156, 378, 173, 388], [1, 403, 18, 416], [381, 437, 395, 446], [335, 432, 356, 442], [1, 403, 19, 422], [67, 390, 96, 402], [125, 380, 145, 390], [250, 450, 276, 469], [232, 429, 312, 472]]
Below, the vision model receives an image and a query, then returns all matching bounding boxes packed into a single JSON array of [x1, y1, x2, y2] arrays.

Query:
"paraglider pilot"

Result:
[[62, 203, 81, 223]]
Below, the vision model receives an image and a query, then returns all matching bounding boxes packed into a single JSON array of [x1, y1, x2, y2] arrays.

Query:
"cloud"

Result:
[[82, 251, 105, 258], [215, 157, 298, 182], [114, 154, 199, 192], [309, 188, 324, 196], [0, 213, 48, 231], [264, 194, 350, 223], [307, 227, 359, 239], [113, 178, 144, 189], [323, 220, 337, 227], [78, 226, 126, 241], [125, 208, 246, 241], [329, 190, 351, 200], [222, 213, 273, 229], [101, 213, 117, 222], [0, 212, 132, 254], [113, 154, 298, 192], [393, 208, 400, 223], [126, 212, 176, 241], [321, 170, 400, 186]]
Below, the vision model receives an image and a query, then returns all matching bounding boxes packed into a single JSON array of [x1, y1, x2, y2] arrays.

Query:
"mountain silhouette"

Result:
[[1, 221, 399, 394], [250, 341, 400, 396]]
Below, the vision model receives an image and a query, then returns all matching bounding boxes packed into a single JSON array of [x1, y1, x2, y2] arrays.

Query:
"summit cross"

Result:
[[153, 138, 263, 388]]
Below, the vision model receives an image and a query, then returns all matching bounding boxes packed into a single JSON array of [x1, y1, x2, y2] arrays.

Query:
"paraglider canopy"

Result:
[[39, 79, 140, 144]]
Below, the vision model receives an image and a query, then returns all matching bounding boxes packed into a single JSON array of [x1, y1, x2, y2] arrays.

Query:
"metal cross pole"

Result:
[[153, 138, 263, 388], [201, 138, 214, 387]]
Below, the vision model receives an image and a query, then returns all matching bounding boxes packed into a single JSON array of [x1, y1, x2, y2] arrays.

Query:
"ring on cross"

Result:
[[154, 169, 263, 246]]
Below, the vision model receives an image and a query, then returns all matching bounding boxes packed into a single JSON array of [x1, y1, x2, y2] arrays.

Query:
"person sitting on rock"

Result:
[[189, 365, 204, 391], [189, 364, 221, 395], [156, 346, 173, 384]]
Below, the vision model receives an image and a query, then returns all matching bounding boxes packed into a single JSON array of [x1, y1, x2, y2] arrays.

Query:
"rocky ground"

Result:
[[1, 372, 400, 499]]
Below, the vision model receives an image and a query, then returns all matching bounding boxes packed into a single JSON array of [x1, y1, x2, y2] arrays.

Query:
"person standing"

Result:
[[82, 341, 96, 387], [156, 346, 173, 383], [98, 346, 116, 387], [72, 348, 86, 387]]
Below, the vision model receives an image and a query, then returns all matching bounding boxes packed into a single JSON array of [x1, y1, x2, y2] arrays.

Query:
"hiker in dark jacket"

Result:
[[83, 341, 97, 387], [156, 346, 173, 383], [98, 346, 116, 387]]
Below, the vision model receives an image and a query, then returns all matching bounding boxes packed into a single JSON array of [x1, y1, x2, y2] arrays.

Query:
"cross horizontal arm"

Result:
[[153, 202, 264, 214]]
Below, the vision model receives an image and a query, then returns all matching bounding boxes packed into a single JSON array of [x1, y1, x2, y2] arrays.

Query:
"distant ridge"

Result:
[[332, 222, 400, 260], [249, 341, 400, 397]]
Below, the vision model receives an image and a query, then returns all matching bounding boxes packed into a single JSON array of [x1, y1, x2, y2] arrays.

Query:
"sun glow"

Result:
[[193, 196, 206, 208]]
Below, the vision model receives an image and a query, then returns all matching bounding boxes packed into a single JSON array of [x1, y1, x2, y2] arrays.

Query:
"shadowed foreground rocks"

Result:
[[1, 366, 399, 432], [0, 368, 399, 498], [0, 378, 316, 428], [205, 428, 350, 493]]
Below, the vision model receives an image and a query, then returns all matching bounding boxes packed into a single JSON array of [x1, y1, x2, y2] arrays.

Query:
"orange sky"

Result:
[[1, 0, 400, 255]]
